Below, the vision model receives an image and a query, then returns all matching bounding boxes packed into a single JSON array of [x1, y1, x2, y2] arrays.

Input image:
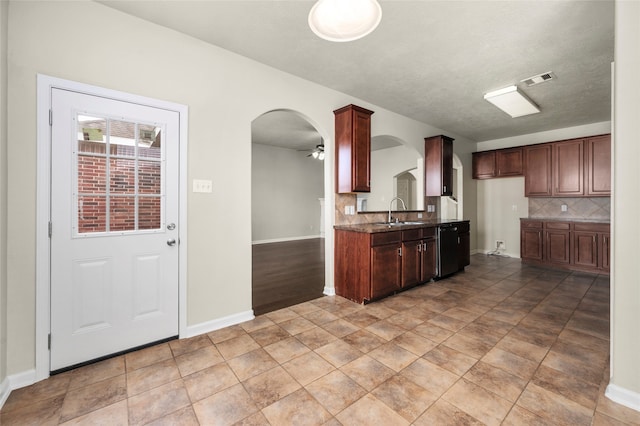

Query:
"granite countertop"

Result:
[[521, 217, 610, 224], [334, 219, 469, 233]]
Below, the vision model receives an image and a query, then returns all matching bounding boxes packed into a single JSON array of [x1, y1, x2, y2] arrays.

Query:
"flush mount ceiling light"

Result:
[[308, 0, 382, 42], [483, 85, 540, 118]]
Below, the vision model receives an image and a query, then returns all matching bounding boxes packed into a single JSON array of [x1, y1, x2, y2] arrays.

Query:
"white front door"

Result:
[[50, 88, 179, 371]]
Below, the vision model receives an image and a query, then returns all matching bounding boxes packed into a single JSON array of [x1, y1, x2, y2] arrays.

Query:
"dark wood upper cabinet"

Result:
[[473, 147, 523, 179], [496, 148, 524, 177], [425, 135, 454, 196], [472, 151, 496, 179], [334, 104, 374, 193], [586, 134, 611, 196], [524, 144, 552, 196], [553, 138, 584, 196]]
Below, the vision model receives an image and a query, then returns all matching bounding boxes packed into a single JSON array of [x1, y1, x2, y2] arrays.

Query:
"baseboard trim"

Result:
[[0, 369, 37, 409], [0, 376, 10, 409], [182, 310, 255, 339], [252, 235, 323, 245], [606, 383, 640, 412], [323, 286, 336, 296]]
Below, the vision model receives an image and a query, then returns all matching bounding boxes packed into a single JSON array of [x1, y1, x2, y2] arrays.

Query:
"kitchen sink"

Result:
[[373, 221, 425, 226]]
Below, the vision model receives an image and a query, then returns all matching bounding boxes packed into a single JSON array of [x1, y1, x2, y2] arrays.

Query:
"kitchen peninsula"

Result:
[[334, 220, 470, 304]]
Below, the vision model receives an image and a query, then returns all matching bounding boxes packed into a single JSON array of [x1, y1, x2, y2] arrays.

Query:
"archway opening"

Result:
[[251, 109, 326, 315]]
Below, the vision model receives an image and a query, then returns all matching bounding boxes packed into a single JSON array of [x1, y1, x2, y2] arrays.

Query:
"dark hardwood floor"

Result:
[[252, 238, 325, 316]]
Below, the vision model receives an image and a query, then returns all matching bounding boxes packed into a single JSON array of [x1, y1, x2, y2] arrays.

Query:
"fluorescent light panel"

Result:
[[484, 85, 540, 118]]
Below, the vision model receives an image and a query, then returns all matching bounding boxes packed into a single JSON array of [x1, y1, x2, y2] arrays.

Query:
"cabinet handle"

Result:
[[417, 242, 421, 252], [443, 185, 447, 193], [398, 247, 402, 257]]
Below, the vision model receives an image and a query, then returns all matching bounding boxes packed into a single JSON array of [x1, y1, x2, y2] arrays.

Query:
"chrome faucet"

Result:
[[388, 197, 407, 223]]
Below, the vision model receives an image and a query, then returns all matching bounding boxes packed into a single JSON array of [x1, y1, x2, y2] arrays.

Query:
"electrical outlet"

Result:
[[561, 204, 568, 212], [344, 205, 355, 215], [427, 205, 435, 213], [417, 212, 423, 218], [496, 240, 506, 250]]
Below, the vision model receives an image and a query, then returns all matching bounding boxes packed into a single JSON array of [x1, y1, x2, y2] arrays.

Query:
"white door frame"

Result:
[[35, 74, 188, 381]]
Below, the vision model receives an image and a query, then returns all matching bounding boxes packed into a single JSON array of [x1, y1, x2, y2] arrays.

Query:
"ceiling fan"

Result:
[[298, 139, 325, 160], [308, 143, 325, 160]]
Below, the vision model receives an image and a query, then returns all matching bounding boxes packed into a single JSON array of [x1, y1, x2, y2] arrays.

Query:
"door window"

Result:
[[75, 115, 163, 235]]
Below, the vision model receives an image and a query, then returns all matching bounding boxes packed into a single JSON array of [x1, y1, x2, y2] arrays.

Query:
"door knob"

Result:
[[167, 239, 177, 246]]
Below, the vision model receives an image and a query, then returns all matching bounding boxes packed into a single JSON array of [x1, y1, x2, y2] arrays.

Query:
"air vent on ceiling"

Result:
[[521, 71, 556, 87]]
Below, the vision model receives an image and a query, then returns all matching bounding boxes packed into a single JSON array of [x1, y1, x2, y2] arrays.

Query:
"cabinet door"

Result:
[[352, 108, 372, 192], [546, 230, 570, 265], [425, 135, 454, 196], [553, 139, 584, 196], [422, 238, 437, 281], [371, 244, 401, 299], [442, 137, 454, 196], [573, 231, 598, 269], [496, 148, 524, 177], [472, 151, 496, 179], [586, 135, 611, 196], [401, 241, 421, 288], [524, 144, 552, 196], [334, 104, 373, 193], [521, 228, 543, 260]]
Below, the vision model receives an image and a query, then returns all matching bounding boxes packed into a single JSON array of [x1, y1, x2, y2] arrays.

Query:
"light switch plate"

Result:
[[193, 179, 213, 193]]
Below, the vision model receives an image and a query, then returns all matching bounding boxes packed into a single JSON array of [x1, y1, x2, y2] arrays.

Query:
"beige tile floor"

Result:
[[2, 254, 640, 425]]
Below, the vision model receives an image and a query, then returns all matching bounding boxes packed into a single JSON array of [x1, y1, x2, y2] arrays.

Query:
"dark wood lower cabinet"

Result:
[[573, 231, 598, 269], [546, 228, 571, 265], [521, 219, 609, 273], [402, 229, 437, 288], [371, 243, 401, 299], [521, 221, 543, 261], [335, 222, 468, 304]]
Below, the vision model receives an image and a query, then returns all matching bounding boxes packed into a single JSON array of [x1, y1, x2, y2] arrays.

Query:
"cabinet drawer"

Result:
[[574, 223, 610, 233], [371, 231, 401, 246], [402, 229, 422, 242], [545, 222, 570, 230], [521, 220, 543, 229], [422, 227, 436, 238]]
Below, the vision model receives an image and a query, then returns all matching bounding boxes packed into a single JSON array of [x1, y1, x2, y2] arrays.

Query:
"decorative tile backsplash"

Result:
[[528, 197, 610, 220], [334, 193, 439, 226]]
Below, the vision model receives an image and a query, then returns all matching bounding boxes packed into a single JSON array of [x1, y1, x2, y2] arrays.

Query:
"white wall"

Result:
[[4, 0, 476, 377], [0, 0, 9, 390], [475, 121, 611, 256], [477, 178, 528, 257], [252, 143, 324, 242], [363, 145, 422, 211], [608, 0, 640, 409]]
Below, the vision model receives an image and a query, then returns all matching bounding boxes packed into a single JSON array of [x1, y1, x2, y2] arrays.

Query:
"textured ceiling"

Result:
[[99, 0, 614, 144]]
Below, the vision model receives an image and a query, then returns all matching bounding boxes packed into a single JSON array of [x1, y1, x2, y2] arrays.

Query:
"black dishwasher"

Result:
[[437, 224, 459, 278]]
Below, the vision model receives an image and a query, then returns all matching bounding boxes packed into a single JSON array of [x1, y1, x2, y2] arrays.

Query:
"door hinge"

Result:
[[49, 109, 52, 126], [48, 221, 52, 238], [48, 333, 51, 350]]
